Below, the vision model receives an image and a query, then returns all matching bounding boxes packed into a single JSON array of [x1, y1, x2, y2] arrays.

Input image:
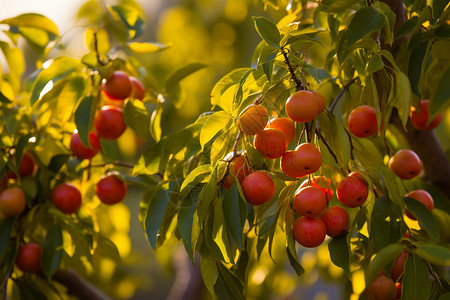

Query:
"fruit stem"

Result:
[[328, 77, 358, 113], [315, 128, 346, 174], [93, 30, 108, 66], [280, 47, 303, 91]]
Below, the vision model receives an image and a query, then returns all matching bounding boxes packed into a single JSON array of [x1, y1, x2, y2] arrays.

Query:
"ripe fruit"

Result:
[[321, 206, 349, 238], [15, 243, 42, 273], [293, 186, 327, 218], [410, 100, 442, 130], [70, 131, 101, 159], [348, 105, 378, 138], [366, 275, 397, 300], [293, 143, 322, 174], [285, 90, 321, 123], [281, 151, 307, 178], [254, 128, 288, 159], [299, 176, 334, 202], [266, 117, 296, 144], [101, 70, 132, 100], [404, 189, 434, 220], [96, 174, 127, 205], [313, 91, 327, 113], [51, 183, 82, 214], [129, 76, 145, 100], [17, 152, 36, 177], [241, 172, 275, 206], [390, 250, 407, 282], [0, 187, 26, 217], [223, 155, 252, 189], [237, 105, 268, 135], [388, 149, 422, 180], [94, 105, 127, 140], [293, 217, 326, 248], [337, 176, 369, 208]]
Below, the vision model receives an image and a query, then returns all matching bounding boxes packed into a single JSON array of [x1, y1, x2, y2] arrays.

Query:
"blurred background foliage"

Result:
[[1, 0, 449, 299]]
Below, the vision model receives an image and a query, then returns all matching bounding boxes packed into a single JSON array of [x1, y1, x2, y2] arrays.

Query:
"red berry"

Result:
[[95, 174, 127, 205], [70, 131, 101, 159], [15, 243, 42, 273], [388, 150, 422, 180], [410, 100, 442, 130], [348, 105, 378, 138], [321, 206, 349, 238], [299, 176, 334, 202], [266, 117, 296, 144], [254, 128, 288, 159], [17, 152, 36, 177], [293, 143, 322, 174], [337, 176, 369, 208], [285, 90, 322, 123], [51, 183, 82, 214], [293, 186, 327, 218], [404, 189, 434, 220], [281, 151, 307, 179], [94, 105, 127, 140], [101, 71, 132, 100], [293, 217, 326, 248], [129, 76, 146, 100]]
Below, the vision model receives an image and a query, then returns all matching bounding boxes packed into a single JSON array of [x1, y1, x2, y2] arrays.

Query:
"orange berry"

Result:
[[266, 117, 296, 144], [337, 176, 369, 208], [321, 206, 349, 238], [299, 176, 334, 202], [293, 143, 322, 174], [313, 91, 327, 113], [237, 105, 268, 136], [293, 217, 326, 248], [241, 172, 275, 206], [285, 90, 321, 123], [0, 187, 26, 217], [366, 275, 397, 300], [280, 151, 308, 178], [348, 105, 378, 138], [388, 150, 422, 180], [254, 128, 288, 159], [293, 186, 327, 218]]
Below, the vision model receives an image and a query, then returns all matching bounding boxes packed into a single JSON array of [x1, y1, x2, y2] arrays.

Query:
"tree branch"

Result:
[[52, 269, 112, 300], [328, 77, 358, 113], [280, 47, 303, 91]]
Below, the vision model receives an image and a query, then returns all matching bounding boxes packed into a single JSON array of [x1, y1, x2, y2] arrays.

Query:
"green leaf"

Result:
[[215, 263, 245, 300], [94, 235, 120, 261], [404, 197, 439, 243], [108, 4, 144, 39], [144, 187, 170, 250], [165, 63, 207, 92], [319, 0, 360, 13], [127, 41, 170, 53], [0, 13, 58, 35], [345, 7, 386, 46], [433, 0, 450, 21], [414, 243, 450, 266], [390, 71, 412, 130], [365, 243, 403, 287], [199, 250, 219, 299], [150, 104, 163, 142], [42, 224, 63, 279], [212, 196, 234, 263], [17, 281, 47, 300], [211, 68, 249, 110], [30, 57, 80, 106], [223, 184, 247, 248], [285, 209, 304, 276], [430, 67, 450, 121], [371, 196, 403, 251], [124, 99, 150, 140], [328, 235, 350, 278], [402, 255, 431, 300], [366, 55, 384, 74], [408, 41, 428, 97], [178, 188, 199, 263], [180, 165, 212, 196], [22, 176, 38, 200], [395, 16, 418, 40], [199, 111, 232, 150], [0, 91, 12, 103], [252, 16, 281, 48], [0, 218, 15, 256], [74, 95, 96, 148]]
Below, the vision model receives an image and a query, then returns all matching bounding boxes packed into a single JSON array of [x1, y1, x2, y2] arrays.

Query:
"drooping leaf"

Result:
[[199, 111, 232, 150], [150, 104, 163, 142], [402, 255, 431, 300], [211, 68, 249, 109], [74, 95, 96, 148], [180, 165, 212, 196], [124, 98, 150, 140], [178, 187, 200, 262], [199, 249, 219, 299], [404, 197, 439, 243], [42, 224, 63, 279], [328, 235, 351, 278], [414, 243, 450, 266], [345, 7, 386, 46], [223, 184, 247, 248], [433, 0, 450, 21], [0, 218, 15, 256], [408, 41, 428, 97], [252, 16, 281, 48], [143, 187, 170, 250], [108, 4, 145, 39]]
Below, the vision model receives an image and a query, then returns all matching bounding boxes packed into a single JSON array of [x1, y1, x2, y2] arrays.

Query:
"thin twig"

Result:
[[328, 77, 359, 113], [93, 30, 108, 66], [88, 161, 135, 169], [315, 128, 346, 174], [280, 47, 303, 91]]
